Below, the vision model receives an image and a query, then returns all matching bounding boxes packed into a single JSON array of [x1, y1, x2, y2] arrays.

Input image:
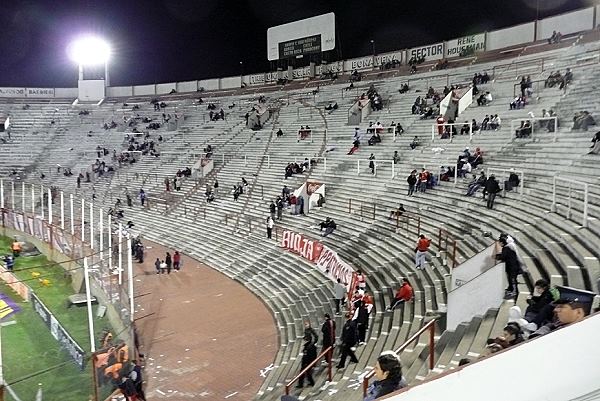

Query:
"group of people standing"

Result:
[[154, 250, 181, 274]]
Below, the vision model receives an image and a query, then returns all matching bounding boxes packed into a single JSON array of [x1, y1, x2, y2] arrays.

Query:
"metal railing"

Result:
[[362, 319, 437, 397], [438, 228, 458, 269], [551, 176, 593, 228], [509, 116, 558, 142], [486, 167, 524, 198], [285, 346, 333, 395]]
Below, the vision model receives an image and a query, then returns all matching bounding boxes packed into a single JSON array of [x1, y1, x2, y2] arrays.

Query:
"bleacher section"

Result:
[[1, 31, 599, 401]]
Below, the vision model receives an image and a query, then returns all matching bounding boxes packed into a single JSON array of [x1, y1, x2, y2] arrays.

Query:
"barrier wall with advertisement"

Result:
[[280, 229, 354, 289], [486, 22, 535, 51], [408, 42, 445, 61], [445, 33, 485, 58]]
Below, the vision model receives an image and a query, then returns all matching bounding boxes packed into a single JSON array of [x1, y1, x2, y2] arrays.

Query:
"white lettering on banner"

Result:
[[409, 43, 444, 61], [318, 61, 344, 75], [27, 87, 55, 98], [346, 52, 404, 71], [281, 230, 322, 262], [316, 246, 354, 290], [0, 87, 26, 98], [445, 33, 485, 58]]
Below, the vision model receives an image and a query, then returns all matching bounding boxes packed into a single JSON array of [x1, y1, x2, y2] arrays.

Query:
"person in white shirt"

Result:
[[485, 92, 493, 103], [459, 160, 472, 178], [266, 216, 274, 239]]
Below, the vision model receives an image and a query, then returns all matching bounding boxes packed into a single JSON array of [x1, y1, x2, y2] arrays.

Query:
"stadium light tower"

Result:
[[68, 36, 111, 85]]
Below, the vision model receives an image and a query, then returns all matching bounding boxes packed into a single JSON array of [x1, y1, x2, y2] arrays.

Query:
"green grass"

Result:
[[1, 283, 94, 401], [0, 236, 119, 401]]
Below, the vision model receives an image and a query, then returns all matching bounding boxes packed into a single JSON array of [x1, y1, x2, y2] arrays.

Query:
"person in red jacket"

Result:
[[173, 251, 181, 271], [386, 278, 413, 311]]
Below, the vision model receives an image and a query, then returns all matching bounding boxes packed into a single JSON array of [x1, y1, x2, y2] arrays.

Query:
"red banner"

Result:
[[281, 230, 323, 263]]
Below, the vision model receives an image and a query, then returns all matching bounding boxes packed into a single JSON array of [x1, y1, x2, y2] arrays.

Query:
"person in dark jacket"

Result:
[[303, 320, 319, 345], [321, 314, 336, 363], [297, 334, 317, 388], [364, 352, 407, 401], [496, 237, 520, 297], [129, 360, 146, 400], [484, 175, 501, 209], [354, 299, 370, 344], [165, 252, 172, 274], [524, 279, 555, 325], [407, 171, 417, 196], [337, 314, 359, 368]]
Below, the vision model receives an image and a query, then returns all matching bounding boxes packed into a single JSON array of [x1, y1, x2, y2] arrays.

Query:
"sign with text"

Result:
[[345, 51, 404, 71], [30, 292, 86, 369], [281, 230, 323, 262], [409, 42, 444, 61], [446, 33, 486, 58], [316, 246, 355, 290], [279, 35, 322, 58], [0, 87, 55, 98]]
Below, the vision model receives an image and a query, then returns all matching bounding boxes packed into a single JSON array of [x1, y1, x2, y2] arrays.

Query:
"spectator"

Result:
[[368, 154, 376, 174], [3, 255, 14, 271], [548, 30, 562, 44], [466, 171, 487, 196], [545, 71, 563, 88], [524, 279, 555, 325], [173, 251, 181, 271], [409, 136, 420, 150], [489, 115, 501, 130], [336, 314, 359, 369], [319, 217, 337, 237], [407, 170, 417, 196], [505, 169, 520, 191], [321, 313, 336, 363], [334, 279, 347, 315], [418, 168, 429, 192], [515, 120, 532, 138], [484, 175, 501, 209], [386, 278, 413, 311], [266, 216, 274, 239], [353, 298, 370, 345], [496, 236, 521, 298], [296, 334, 317, 388], [572, 111, 596, 131], [477, 91, 492, 106], [458, 159, 472, 178], [415, 234, 431, 270], [561, 68, 573, 90], [356, 270, 367, 292], [531, 288, 594, 337], [509, 96, 526, 110], [392, 150, 400, 164], [364, 352, 407, 401], [491, 323, 524, 350], [588, 130, 600, 154], [388, 204, 405, 221]]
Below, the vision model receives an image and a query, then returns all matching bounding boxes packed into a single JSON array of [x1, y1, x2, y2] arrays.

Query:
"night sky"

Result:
[[0, 0, 591, 88]]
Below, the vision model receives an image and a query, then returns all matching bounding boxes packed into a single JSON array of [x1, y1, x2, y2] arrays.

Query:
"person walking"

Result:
[[296, 334, 317, 388], [485, 175, 501, 209], [269, 201, 276, 219], [368, 154, 375, 175], [333, 279, 346, 315], [415, 234, 430, 270], [266, 216, 274, 239], [165, 252, 172, 274], [139, 189, 146, 207], [276, 197, 284, 220], [496, 236, 521, 299], [321, 313, 336, 363], [353, 298, 370, 345], [336, 314, 359, 369], [154, 258, 161, 275]]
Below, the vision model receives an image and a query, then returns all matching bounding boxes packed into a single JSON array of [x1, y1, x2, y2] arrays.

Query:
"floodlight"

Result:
[[68, 36, 111, 66]]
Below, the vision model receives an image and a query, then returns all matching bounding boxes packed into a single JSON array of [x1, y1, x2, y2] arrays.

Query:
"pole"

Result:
[[10, 182, 15, 210], [31, 185, 35, 215], [81, 198, 85, 242], [583, 183, 589, 228], [21, 182, 25, 213], [108, 215, 113, 273], [47, 188, 53, 225], [0, 180, 3, 209], [127, 238, 135, 323], [357, 160, 360, 176], [428, 323, 435, 370], [83, 257, 96, 352], [99, 209, 104, 261], [60, 192, 65, 229], [39, 185, 44, 219], [89, 202, 94, 249], [118, 223, 123, 285], [551, 176, 556, 212], [70, 194, 75, 234]]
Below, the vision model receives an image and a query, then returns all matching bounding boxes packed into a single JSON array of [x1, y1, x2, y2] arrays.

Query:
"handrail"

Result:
[[285, 346, 333, 395], [512, 79, 546, 97], [362, 319, 437, 397]]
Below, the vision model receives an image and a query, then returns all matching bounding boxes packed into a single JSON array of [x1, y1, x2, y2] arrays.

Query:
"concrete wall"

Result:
[[487, 22, 535, 50], [177, 80, 198, 93], [156, 82, 177, 94], [106, 86, 133, 97], [220, 76, 241, 89], [54, 88, 78, 98], [132, 84, 155, 96], [537, 7, 594, 39], [78, 80, 105, 102]]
